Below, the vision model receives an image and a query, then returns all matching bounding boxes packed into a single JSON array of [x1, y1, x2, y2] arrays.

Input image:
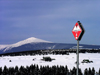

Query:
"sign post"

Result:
[[77, 40, 79, 75], [72, 21, 85, 75]]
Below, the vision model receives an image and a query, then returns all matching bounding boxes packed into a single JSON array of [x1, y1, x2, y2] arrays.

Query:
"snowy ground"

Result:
[[0, 53, 100, 73]]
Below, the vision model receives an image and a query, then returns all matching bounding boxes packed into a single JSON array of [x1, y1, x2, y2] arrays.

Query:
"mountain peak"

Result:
[[26, 37, 42, 41], [0, 37, 52, 52], [25, 37, 51, 43], [27, 37, 37, 40], [11, 37, 51, 47]]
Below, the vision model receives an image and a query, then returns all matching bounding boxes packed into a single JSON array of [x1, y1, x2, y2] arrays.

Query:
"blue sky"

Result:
[[0, 0, 100, 45]]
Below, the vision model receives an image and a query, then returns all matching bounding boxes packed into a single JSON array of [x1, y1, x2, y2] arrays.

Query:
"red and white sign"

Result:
[[72, 21, 84, 40]]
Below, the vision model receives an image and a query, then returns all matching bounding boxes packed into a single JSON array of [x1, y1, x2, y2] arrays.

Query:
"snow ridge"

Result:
[[0, 37, 51, 52], [11, 37, 51, 47]]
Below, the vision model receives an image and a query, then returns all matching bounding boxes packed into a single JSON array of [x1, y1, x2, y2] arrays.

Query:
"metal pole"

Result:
[[77, 40, 79, 75]]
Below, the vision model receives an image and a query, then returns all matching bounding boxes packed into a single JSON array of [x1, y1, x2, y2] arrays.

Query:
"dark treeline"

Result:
[[0, 49, 100, 56], [0, 64, 100, 75]]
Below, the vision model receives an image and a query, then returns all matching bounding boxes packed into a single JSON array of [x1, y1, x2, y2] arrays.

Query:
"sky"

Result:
[[0, 0, 100, 45]]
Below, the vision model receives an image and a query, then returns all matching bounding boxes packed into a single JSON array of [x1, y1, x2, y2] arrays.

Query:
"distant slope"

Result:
[[0, 37, 100, 54], [0, 37, 51, 51]]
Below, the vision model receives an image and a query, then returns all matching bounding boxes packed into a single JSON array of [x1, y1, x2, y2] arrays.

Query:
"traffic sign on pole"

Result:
[[72, 21, 85, 75], [72, 21, 85, 41]]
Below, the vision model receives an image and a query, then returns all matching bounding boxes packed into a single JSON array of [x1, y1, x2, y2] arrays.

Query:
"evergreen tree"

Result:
[[91, 67, 95, 75], [99, 68, 100, 75], [15, 66, 19, 74], [88, 68, 92, 75], [72, 67, 76, 75], [26, 66, 30, 75], [30, 64, 35, 75], [3, 66, 8, 75], [59, 66, 66, 75], [40, 66, 45, 75], [46, 65, 51, 75], [52, 66, 57, 75], [69, 69, 72, 75], [79, 68, 82, 75], [65, 65, 69, 75], [0, 67, 2, 75], [84, 68, 88, 75], [19, 66, 26, 75], [55, 65, 59, 75], [33, 65, 39, 75]]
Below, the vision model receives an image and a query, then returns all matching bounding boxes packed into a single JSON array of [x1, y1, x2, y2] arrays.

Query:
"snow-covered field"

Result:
[[0, 53, 100, 72]]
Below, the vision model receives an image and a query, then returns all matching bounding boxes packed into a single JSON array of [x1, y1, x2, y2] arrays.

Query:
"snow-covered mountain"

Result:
[[7, 37, 51, 50], [0, 37, 52, 54], [0, 37, 100, 54]]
